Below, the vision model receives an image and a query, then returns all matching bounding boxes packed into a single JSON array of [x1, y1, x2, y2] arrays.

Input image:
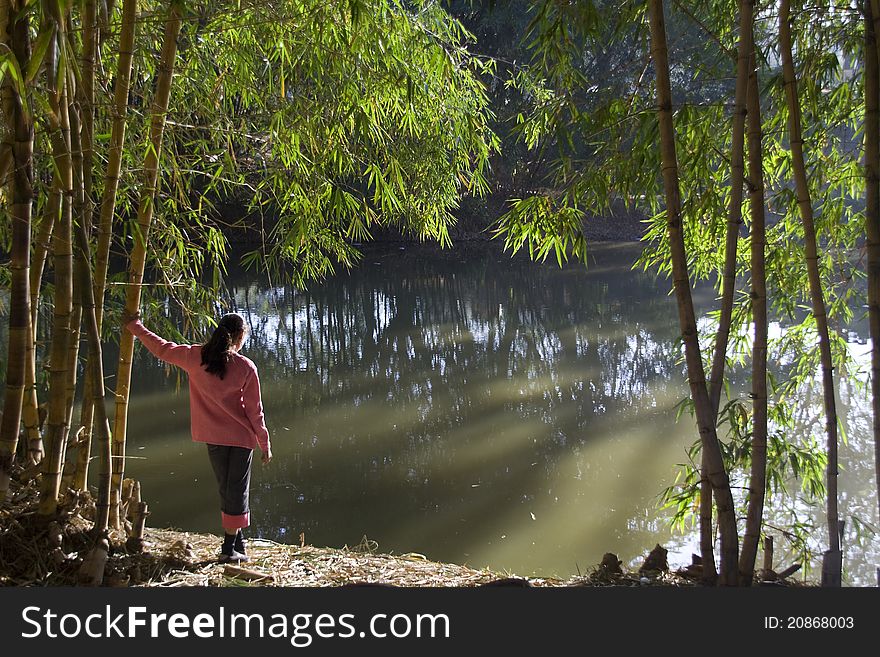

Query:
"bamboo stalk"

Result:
[[780, 0, 841, 587], [38, 12, 74, 517], [72, 165, 114, 536], [63, 73, 84, 450], [29, 179, 59, 329], [21, 296, 42, 465], [647, 0, 739, 586], [739, 42, 768, 586], [94, 0, 138, 329], [699, 0, 754, 586], [111, 0, 183, 525], [865, 1, 880, 558], [0, 0, 11, 193], [0, 0, 34, 502], [80, 0, 96, 215], [21, 175, 60, 467], [708, 0, 751, 419], [75, 0, 139, 491], [74, 0, 99, 484]]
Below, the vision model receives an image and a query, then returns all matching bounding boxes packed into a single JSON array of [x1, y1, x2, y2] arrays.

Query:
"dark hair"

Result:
[[201, 313, 246, 379]]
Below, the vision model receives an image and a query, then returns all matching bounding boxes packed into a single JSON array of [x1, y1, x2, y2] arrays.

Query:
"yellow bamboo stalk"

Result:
[[80, 0, 96, 214], [95, 0, 138, 331], [647, 0, 739, 586], [38, 16, 74, 517], [0, 0, 34, 502], [73, 173, 114, 535], [75, 0, 139, 491], [29, 181, 59, 328], [21, 176, 60, 467], [0, 0, 11, 193], [111, 0, 183, 525], [65, 75, 84, 425], [61, 74, 84, 490], [21, 298, 42, 465], [74, 0, 99, 484]]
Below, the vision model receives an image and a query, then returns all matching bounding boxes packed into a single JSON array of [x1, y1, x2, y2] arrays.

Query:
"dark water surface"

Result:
[[119, 243, 878, 584]]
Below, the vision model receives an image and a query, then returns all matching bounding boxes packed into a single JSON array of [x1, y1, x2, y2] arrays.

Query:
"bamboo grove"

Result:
[[493, 0, 878, 586], [0, 0, 497, 584], [1, 0, 879, 587]]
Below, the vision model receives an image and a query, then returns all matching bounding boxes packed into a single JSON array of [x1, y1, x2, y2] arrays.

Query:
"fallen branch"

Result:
[[224, 564, 275, 582]]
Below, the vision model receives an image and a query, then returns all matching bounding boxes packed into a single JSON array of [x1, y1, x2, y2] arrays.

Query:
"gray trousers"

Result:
[[206, 444, 253, 529]]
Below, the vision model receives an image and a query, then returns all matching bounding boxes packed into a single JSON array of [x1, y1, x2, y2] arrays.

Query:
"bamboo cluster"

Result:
[[646, 0, 868, 586], [0, 0, 179, 580]]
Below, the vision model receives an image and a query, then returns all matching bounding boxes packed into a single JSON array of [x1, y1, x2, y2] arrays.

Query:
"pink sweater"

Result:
[[127, 320, 271, 452]]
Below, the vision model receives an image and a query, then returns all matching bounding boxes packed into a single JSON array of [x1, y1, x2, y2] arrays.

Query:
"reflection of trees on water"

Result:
[[222, 246, 687, 550], [120, 246, 877, 581]]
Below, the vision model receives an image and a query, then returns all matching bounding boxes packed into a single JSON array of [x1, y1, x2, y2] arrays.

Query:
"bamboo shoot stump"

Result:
[[121, 478, 140, 522], [125, 501, 149, 553], [78, 537, 110, 587], [46, 521, 63, 548]]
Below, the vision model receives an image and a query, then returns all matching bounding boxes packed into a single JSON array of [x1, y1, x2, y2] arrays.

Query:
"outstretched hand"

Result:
[[261, 448, 273, 465], [121, 308, 141, 325]]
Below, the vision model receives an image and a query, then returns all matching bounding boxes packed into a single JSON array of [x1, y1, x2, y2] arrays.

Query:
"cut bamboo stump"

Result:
[[759, 536, 774, 582], [821, 550, 842, 587], [763, 536, 773, 572], [821, 521, 845, 587]]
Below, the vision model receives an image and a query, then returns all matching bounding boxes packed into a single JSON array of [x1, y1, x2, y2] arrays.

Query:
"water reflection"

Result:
[[122, 243, 878, 584]]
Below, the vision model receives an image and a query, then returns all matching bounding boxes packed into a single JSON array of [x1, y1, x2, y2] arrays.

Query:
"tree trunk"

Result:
[[780, 0, 842, 587], [111, 1, 183, 525], [865, 0, 880, 570], [647, 0, 740, 586], [0, 0, 33, 502], [739, 43, 768, 586]]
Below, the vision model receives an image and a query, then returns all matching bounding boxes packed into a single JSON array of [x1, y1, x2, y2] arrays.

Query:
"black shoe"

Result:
[[220, 533, 249, 563], [218, 548, 248, 563], [234, 530, 247, 557]]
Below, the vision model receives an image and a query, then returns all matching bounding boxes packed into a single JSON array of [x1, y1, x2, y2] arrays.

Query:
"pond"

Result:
[[118, 242, 878, 585]]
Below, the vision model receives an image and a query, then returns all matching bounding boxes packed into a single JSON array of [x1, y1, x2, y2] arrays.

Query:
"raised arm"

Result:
[[125, 319, 194, 370], [242, 364, 271, 459]]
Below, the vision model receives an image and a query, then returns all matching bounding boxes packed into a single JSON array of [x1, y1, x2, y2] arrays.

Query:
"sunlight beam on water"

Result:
[[115, 243, 879, 584]]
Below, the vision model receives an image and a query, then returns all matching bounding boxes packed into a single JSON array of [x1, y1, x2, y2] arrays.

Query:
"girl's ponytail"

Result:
[[201, 313, 246, 379]]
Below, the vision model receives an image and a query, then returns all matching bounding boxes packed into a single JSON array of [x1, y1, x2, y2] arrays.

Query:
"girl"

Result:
[[124, 311, 272, 562]]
